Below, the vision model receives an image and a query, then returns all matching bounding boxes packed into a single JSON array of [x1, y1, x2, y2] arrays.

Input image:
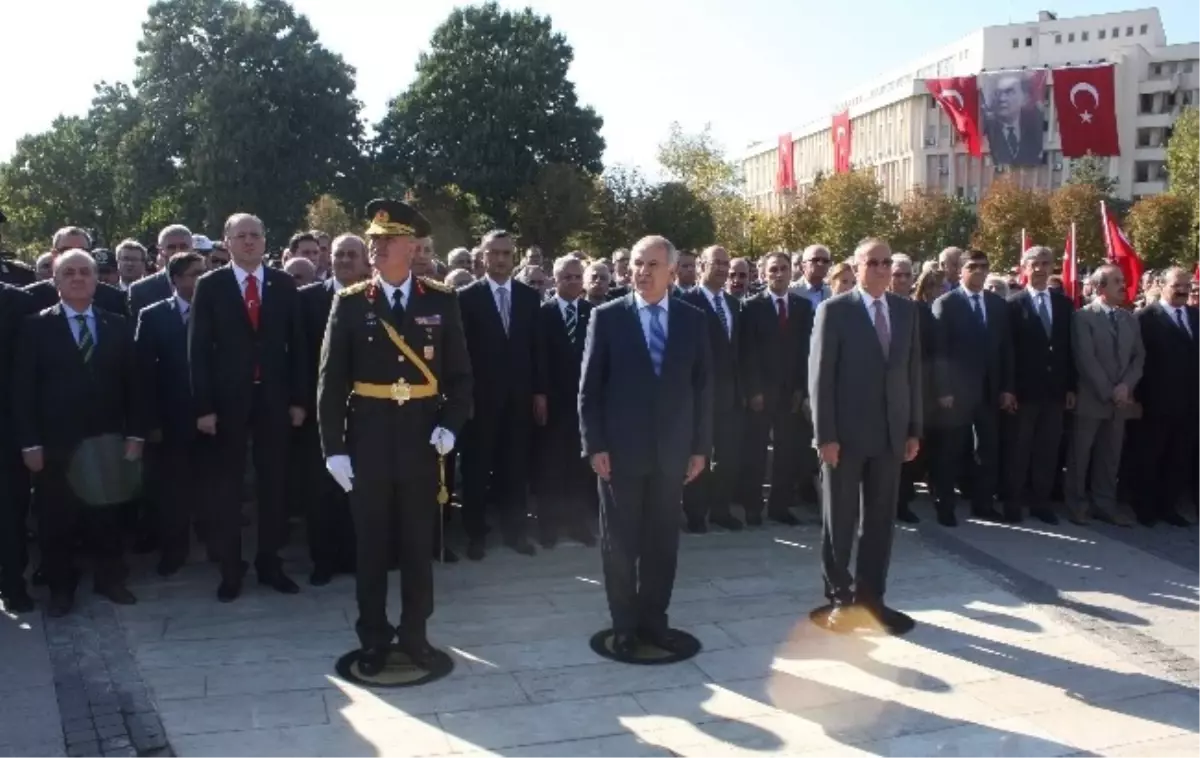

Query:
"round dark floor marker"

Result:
[[589, 628, 701, 665], [334, 645, 454, 688]]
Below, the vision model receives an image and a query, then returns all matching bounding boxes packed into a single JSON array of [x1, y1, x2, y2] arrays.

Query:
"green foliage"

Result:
[[1166, 107, 1199, 257], [1066, 154, 1117, 196], [638, 182, 715, 252], [973, 179, 1053, 268], [374, 2, 604, 227], [890, 190, 975, 260], [568, 166, 650, 255], [510, 163, 596, 255], [805, 170, 894, 259], [410, 184, 493, 254], [655, 123, 753, 253], [1048, 182, 1106, 265], [1127, 193, 1194, 270], [305, 194, 359, 238]]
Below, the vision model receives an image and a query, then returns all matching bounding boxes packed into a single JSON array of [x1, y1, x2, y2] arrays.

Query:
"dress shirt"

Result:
[[554, 294, 582, 322], [858, 288, 891, 334], [174, 294, 191, 323], [232, 264, 266, 297], [1160, 302, 1193, 338], [378, 275, 413, 310], [62, 302, 97, 346], [487, 275, 512, 318], [790, 279, 830, 310], [961, 286, 987, 327], [1026, 285, 1052, 328], [633, 291, 670, 348]]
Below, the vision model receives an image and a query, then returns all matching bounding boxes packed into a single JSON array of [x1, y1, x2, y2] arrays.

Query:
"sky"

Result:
[[1, 0, 1197, 175]]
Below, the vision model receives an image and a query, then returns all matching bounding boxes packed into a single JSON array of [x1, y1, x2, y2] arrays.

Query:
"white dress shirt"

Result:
[[62, 302, 97, 346], [232, 264, 266, 297], [554, 294, 581, 322], [174, 294, 191, 323], [378, 275, 413, 310], [702, 285, 731, 338], [487, 275, 512, 320]]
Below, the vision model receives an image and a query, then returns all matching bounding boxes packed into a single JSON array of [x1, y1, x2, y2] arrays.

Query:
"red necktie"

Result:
[[245, 274, 261, 380], [776, 297, 788, 329]]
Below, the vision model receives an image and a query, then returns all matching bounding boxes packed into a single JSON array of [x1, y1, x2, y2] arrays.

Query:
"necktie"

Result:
[[392, 290, 406, 325], [1036, 293, 1052, 337], [1174, 308, 1190, 337], [1108, 310, 1121, 357], [873, 300, 890, 358], [75, 314, 94, 363], [496, 287, 510, 335], [564, 301, 577, 343], [646, 304, 666, 376], [244, 273, 260, 330], [776, 297, 788, 330], [712, 293, 729, 338], [1005, 126, 1019, 158], [971, 293, 986, 329]]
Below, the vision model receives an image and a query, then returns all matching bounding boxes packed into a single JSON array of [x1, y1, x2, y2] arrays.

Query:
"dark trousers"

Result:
[[743, 405, 801, 515], [350, 449, 437, 650], [294, 422, 355, 572], [35, 453, 126, 593], [1134, 413, 1199, 521], [934, 403, 999, 514], [461, 398, 530, 541], [683, 408, 740, 522], [1006, 401, 1065, 513], [821, 453, 901, 604], [0, 452, 31, 592], [156, 437, 209, 564], [209, 386, 289, 581], [536, 424, 594, 539], [599, 471, 682, 635]]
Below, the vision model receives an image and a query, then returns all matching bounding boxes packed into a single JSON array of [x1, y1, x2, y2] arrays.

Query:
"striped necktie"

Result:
[[76, 314, 95, 363], [711, 292, 729, 338], [564, 301, 577, 343], [646, 304, 666, 376]]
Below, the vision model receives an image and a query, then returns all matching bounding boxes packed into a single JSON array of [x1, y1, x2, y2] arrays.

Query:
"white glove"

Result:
[[430, 427, 455, 455], [325, 455, 354, 493]]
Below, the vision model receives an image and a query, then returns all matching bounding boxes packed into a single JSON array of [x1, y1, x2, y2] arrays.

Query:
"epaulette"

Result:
[[419, 276, 453, 293], [337, 280, 371, 297]]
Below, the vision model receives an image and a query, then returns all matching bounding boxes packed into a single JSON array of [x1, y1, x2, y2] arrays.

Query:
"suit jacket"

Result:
[[188, 265, 308, 424], [605, 284, 631, 302], [0, 283, 37, 446], [932, 287, 1014, 424], [1071, 302, 1145, 420], [681, 287, 742, 413], [1135, 302, 1199, 419], [128, 270, 172, 319], [298, 279, 338, 413], [984, 108, 1044, 166], [809, 290, 922, 459], [1007, 288, 1076, 403], [533, 297, 591, 435], [13, 305, 143, 451], [457, 278, 541, 414], [23, 279, 128, 319], [740, 290, 813, 412], [579, 294, 713, 478], [134, 297, 197, 443]]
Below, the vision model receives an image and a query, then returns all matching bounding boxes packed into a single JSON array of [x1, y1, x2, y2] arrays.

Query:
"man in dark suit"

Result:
[[680, 245, 745, 532], [456, 230, 540, 559], [1133, 266, 1198, 526], [580, 235, 712, 656], [809, 239, 922, 635], [1005, 246, 1076, 524], [297, 234, 370, 582], [135, 252, 208, 576], [740, 252, 812, 526], [24, 227, 127, 315], [983, 73, 1044, 166], [13, 250, 145, 617], [188, 213, 308, 602], [128, 225, 194, 319], [532, 256, 596, 547], [0, 281, 36, 612], [931, 249, 1015, 526]]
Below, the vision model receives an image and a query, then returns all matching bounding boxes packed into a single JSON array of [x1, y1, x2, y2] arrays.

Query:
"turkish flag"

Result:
[[1101, 201, 1143, 304], [1053, 65, 1120, 158], [1061, 224, 1080, 307], [925, 76, 982, 157], [831, 111, 852, 174], [776, 133, 795, 191]]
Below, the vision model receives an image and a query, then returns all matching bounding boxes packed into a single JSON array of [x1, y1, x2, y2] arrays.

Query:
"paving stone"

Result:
[[99, 736, 132, 752], [66, 741, 100, 757], [64, 728, 99, 745], [62, 717, 94, 734]]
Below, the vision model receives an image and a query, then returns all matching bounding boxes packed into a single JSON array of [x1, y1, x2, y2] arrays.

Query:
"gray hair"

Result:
[[115, 239, 148, 259], [36, 252, 54, 267], [853, 237, 890, 263], [939, 246, 964, 264], [984, 274, 1010, 298], [630, 235, 678, 266], [1161, 265, 1189, 284], [891, 253, 913, 270], [331, 233, 366, 253], [283, 257, 316, 276], [584, 261, 611, 280], [52, 226, 91, 250], [52, 249, 96, 275], [553, 255, 584, 276], [802, 244, 831, 262], [158, 224, 193, 245], [1021, 245, 1054, 266], [445, 268, 474, 288], [223, 213, 263, 237]]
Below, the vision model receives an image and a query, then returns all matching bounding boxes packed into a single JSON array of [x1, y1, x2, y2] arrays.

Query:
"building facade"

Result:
[[742, 8, 1199, 214]]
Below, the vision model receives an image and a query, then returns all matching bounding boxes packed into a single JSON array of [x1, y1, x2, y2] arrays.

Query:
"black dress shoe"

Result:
[[745, 512, 764, 527], [639, 628, 681, 653], [506, 537, 536, 556], [47, 591, 74, 618], [217, 578, 242, 603], [896, 506, 920, 524], [157, 556, 186, 577], [309, 566, 335, 587], [863, 603, 915, 635], [611, 632, 638, 657], [936, 509, 958, 527], [95, 584, 137, 605], [259, 571, 300, 594], [971, 506, 1004, 522], [1032, 508, 1059, 525], [819, 604, 859, 633], [466, 539, 486, 561], [398, 640, 439, 670], [1002, 507, 1024, 524], [1162, 512, 1190, 527], [769, 510, 801, 526], [1, 585, 35, 614], [710, 514, 744, 531], [569, 529, 597, 547], [358, 647, 387, 677]]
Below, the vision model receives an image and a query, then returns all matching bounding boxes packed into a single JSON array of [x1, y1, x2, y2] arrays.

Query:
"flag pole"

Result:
[[1070, 222, 1078, 305], [1100, 200, 1114, 262]]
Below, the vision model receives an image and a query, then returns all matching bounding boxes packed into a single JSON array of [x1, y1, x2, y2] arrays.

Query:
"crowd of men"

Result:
[[0, 211, 1196, 630]]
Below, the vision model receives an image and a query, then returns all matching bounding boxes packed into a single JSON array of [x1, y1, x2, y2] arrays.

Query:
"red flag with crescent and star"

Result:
[[776, 133, 796, 191], [831, 111, 852, 174], [1053, 65, 1120, 158], [1101, 201, 1143, 304], [925, 76, 982, 156]]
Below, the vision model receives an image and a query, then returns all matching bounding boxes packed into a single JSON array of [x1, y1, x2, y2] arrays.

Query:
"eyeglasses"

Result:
[[863, 258, 893, 269], [805, 257, 832, 265]]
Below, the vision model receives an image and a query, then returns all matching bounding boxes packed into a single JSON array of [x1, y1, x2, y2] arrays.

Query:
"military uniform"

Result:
[[317, 200, 472, 667]]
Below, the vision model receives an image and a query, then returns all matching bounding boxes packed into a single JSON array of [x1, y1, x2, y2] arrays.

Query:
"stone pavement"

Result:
[[3, 512, 1198, 757]]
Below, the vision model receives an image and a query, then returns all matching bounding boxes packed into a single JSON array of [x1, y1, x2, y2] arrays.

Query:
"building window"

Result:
[[1140, 24, 1148, 34], [1082, 31, 1089, 41], [1068, 32, 1075, 42], [1126, 26, 1134, 36], [1151, 63, 1163, 77], [1099, 29, 1106, 39], [1165, 92, 1178, 109], [1113, 27, 1120, 37], [1012, 38, 1019, 48], [1140, 93, 1155, 114], [1136, 128, 1151, 148], [1184, 61, 1195, 73], [1183, 90, 1197, 106], [1055, 34, 1062, 44], [1025, 37, 1033, 47]]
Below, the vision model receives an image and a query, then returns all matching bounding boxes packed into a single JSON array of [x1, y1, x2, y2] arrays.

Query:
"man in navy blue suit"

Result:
[[579, 235, 713, 657]]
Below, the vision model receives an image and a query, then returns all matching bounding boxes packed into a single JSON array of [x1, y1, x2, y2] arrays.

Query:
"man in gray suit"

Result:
[[1068, 265, 1143, 526], [809, 238, 922, 635]]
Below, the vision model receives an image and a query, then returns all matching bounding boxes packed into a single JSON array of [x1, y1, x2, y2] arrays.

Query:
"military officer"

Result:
[[0, 209, 37, 287], [317, 198, 472, 677]]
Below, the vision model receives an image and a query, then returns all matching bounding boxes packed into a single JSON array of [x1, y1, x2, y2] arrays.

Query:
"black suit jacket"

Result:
[[187, 265, 307, 424], [0, 283, 37, 446], [13, 305, 143, 451], [740, 290, 813, 412], [579, 295, 712, 478], [605, 285, 630, 302], [932, 287, 1014, 424], [128, 270, 172, 319], [533, 297, 591, 433], [23, 279, 128, 318], [135, 297, 197, 443], [457, 278, 541, 415], [1007, 288, 1076, 403], [299, 279, 338, 413], [984, 108, 1044, 166], [1136, 302, 1199, 419], [681, 287, 742, 413]]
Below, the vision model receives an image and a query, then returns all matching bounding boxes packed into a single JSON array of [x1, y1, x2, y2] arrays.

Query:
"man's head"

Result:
[[630, 235, 676, 302], [363, 198, 432, 284], [517, 264, 548, 295], [939, 246, 964, 285], [284, 257, 316, 286], [853, 238, 893, 298], [959, 249, 990, 292], [523, 246, 544, 268], [157, 224, 193, 266], [1090, 264, 1126, 306], [115, 239, 148, 283], [612, 248, 631, 284], [445, 268, 474, 289], [287, 232, 321, 268], [553, 256, 585, 301], [52, 226, 91, 255], [92, 249, 119, 286], [890, 253, 914, 297], [208, 243, 230, 269], [35, 252, 54, 281], [1160, 266, 1191, 308], [698, 245, 730, 291], [984, 274, 1010, 298], [728, 257, 751, 296], [992, 74, 1028, 124], [447, 247, 472, 271], [309, 230, 332, 274], [1020, 245, 1054, 291], [414, 236, 436, 277], [801, 244, 832, 285], [223, 213, 266, 270], [53, 249, 97, 305], [584, 261, 611, 301], [481, 230, 516, 281], [330, 233, 369, 285], [167, 251, 205, 302], [675, 249, 698, 289], [761, 251, 792, 296]]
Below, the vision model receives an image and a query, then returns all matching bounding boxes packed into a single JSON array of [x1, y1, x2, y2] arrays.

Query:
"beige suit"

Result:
[[1067, 302, 1145, 520]]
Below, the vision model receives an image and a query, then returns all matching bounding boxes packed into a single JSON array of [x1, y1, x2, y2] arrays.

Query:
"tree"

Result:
[[1066, 154, 1117, 195], [1127, 194, 1194, 270], [510, 163, 595, 255], [305, 194, 359, 238], [973, 179, 1053, 268], [1166, 106, 1199, 257], [410, 184, 493, 254], [569, 166, 649, 255], [777, 197, 821, 252], [375, 2, 604, 227], [655, 123, 752, 251], [890, 189, 976, 260], [1049, 182, 1106, 265], [638, 182, 716, 253], [804, 170, 893, 259]]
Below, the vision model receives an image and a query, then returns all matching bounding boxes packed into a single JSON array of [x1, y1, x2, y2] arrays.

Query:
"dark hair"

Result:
[[965, 249, 989, 264], [288, 232, 319, 253], [167, 251, 205, 280]]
